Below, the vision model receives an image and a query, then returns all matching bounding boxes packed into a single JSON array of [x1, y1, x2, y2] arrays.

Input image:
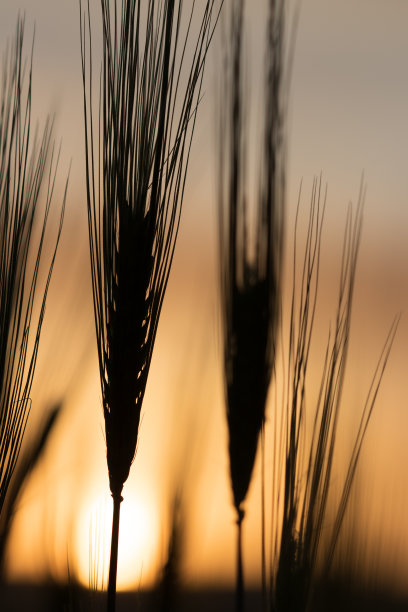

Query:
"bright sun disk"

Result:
[[74, 489, 158, 591]]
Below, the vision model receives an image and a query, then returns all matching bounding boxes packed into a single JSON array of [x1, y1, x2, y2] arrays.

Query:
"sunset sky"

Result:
[[1, 0, 407, 596]]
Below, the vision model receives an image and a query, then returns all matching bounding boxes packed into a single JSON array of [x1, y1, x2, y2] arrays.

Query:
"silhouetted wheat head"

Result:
[[0, 17, 66, 520], [271, 179, 398, 612], [218, 0, 285, 609], [81, 0, 218, 505], [218, 0, 284, 528], [80, 0, 219, 608]]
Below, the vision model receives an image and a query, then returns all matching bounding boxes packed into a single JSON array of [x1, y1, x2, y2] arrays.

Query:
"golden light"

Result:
[[74, 489, 159, 591]]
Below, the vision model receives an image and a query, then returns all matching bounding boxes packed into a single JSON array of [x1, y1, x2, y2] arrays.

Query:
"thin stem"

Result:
[[107, 494, 123, 612], [261, 425, 267, 611], [236, 509, 244, 612]]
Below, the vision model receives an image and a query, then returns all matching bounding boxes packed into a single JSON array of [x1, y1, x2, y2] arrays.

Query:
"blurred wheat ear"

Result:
[[159, 491, 184, 612], [271, 180, 398, 612], [79, 1, 220, 609], [218, 0, 285, 609], [0, 15, 66, 528], [0, 404, 60, 578]]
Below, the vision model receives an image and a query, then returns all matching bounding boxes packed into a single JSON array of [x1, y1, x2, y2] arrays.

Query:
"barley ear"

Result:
[[80, 1, 220, 609], [0, 16, 66, 520], [218, 0, 285, 609]]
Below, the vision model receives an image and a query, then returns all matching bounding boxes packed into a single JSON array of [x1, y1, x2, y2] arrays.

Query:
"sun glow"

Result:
[[74, 489, 159, 591]]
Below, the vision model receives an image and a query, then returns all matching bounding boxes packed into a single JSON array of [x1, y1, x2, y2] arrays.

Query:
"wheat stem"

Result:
[[80, 1, 220, 608], [218, 0, 285, 608], [261, 425, 267, 611], [236, 509, 245, 612], [107, 494, 122, 612]]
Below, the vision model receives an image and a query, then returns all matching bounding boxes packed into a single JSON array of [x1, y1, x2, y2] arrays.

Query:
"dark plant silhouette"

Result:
[[80, 1, 220, 609], [270, 180, 398, 612], [218, 0, 285, 610], [159, 491, 184, 612], [0, 405, 61, 578], [0, 16, 66, 530]]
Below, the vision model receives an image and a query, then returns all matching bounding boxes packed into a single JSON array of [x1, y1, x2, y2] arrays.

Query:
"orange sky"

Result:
[[1, 0, 408, 596]]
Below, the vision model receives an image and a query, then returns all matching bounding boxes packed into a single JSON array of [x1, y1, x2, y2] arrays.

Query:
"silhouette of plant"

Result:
[[217, 0, 285, 609], [0, 16, 66, 529], [80, 1, 220, 609], [0, 405, 60, 577], [270, 180, 398, 612]]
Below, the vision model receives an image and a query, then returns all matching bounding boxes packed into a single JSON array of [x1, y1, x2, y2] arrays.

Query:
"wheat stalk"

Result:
[[271, 179, 398, 612], [80, 1, 220, 609], [218, 0, 285, 609], [0, 16, 66, 524]]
